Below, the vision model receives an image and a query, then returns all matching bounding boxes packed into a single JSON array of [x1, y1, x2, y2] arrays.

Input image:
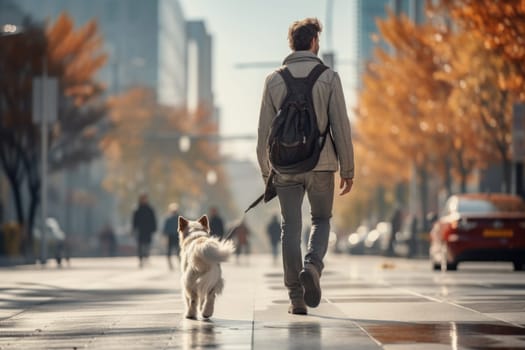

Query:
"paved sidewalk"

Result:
[[1, 254, 525, 349]]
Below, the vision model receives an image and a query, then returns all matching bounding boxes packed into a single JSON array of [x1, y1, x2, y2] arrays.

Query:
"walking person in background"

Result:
[[162, 202, 180, 270], [232, 219, 251, 264], [386, 205, 403, 257], [208, 206, 225, 240], [132, 194, 157, 268], [98, 224, 117, 257], [257, 18, 354, 315], [267, 215, 281, 263]]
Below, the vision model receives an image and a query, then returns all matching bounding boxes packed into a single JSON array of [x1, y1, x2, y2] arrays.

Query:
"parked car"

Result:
[[33, 217, 68, 266], [429, 193, 525, 271]]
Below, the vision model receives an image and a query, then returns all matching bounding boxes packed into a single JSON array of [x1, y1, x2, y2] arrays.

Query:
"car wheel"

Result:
[[513, 261, 523, 271]]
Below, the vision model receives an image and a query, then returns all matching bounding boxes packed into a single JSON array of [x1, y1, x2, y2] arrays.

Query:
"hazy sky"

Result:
[[179, 0, 358, 162]]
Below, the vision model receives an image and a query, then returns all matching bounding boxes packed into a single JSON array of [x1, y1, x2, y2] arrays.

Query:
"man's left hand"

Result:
[[339, 178, 353, 196]]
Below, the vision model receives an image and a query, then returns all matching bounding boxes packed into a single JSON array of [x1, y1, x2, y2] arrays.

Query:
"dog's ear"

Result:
[[178, 216, 189, 235], [198, 215, 209, 232]]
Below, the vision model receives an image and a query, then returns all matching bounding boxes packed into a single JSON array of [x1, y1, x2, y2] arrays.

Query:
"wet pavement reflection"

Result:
[[181, 321, 217, 349], [362, 321, 525, 349], [180, 319, 253, 349], [2, 256, 525, 349]]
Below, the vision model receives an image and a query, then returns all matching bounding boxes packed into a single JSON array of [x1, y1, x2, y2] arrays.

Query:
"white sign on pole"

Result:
[[32, 77, 58, 124]]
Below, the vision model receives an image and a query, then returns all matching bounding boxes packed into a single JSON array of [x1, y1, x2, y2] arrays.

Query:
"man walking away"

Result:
[[132, 194, 157, 268], [257, 18, 354, 315], [163, 202, 180, 270]]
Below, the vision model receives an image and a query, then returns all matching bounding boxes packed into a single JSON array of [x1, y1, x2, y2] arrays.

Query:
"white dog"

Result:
[[178, 215, 235, 319]]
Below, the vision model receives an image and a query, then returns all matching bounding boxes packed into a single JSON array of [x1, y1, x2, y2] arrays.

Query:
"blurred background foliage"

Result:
[[335, 0, 525, 232]]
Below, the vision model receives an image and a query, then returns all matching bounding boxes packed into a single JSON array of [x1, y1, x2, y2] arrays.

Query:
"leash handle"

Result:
[[224, 174, 277, 240]]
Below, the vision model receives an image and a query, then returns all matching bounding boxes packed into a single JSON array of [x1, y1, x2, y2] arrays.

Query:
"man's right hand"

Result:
[[339, 178, 353, 196]]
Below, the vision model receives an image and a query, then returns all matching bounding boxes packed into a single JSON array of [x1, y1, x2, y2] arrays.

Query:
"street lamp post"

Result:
[[40, 57, 49, 264], [32, 52, 57, 264]]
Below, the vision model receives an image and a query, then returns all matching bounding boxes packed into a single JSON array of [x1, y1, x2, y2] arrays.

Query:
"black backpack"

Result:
[[267, 64, 329, 174]]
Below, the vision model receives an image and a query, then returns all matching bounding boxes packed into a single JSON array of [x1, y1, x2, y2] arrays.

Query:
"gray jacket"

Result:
[[257, 51, 355, 180]]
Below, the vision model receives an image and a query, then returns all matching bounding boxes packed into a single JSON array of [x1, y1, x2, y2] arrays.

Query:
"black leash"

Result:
[[223, 172, 277, 240]]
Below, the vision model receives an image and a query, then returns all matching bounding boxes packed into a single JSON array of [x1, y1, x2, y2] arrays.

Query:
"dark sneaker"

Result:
[[288, 298, 307, 315], [299, 264, 321, 307]]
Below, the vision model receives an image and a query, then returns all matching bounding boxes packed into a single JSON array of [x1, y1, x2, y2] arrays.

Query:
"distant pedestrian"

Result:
[[387, 205, 403, 256], [163, 202, 180, 270], [267, 215, 281, 262], [0, 200, 3, 225], [409, 216, 418, 257], [132, 194, 157, 268], [208, 207, 225, 239], [98, 224, 117, 257], [46, 217, 67, 267], [232, 220, 250, 263], [257, 18, 354, 315]]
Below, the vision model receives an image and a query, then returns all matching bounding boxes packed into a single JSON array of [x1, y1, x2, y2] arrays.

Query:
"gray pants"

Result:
[[274, 171, 334, 300]]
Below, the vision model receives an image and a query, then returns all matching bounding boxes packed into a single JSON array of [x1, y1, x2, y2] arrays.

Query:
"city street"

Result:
[[1, 253, 525, 349]]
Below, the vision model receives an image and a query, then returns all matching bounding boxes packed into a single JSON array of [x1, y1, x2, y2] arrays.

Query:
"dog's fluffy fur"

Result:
[[178, 215, 235, 319]]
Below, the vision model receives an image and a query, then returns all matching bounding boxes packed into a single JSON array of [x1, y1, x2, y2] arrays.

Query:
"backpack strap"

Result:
[[277, 64, 328, 104], [306, 64, 330, 136], [277, 64, 328, 88], [277, 67, 295, 91], [305, 64, 328, 89]]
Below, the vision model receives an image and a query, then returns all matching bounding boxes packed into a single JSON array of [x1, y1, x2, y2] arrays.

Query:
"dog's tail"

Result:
[[201, 238, 235, 263]]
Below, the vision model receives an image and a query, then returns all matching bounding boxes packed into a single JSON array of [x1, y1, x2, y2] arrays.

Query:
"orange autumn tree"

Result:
[[432, 30, 515, 192], [355, 11, 454, 228], [441, 0, 525, 99], [102, 89, 235, 217], [431, 1, 521, 192]]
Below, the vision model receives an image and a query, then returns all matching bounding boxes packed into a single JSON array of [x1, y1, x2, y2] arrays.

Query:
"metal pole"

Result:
[[40, 56, 48, 264]]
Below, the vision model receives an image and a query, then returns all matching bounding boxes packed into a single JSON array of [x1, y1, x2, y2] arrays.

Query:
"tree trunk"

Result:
[[376, 186, 386, 221], [503, 157, 512, 193], [443, 156, 452, 197], [6, 175, 25, 229], [25, 154, 41, 262], [460, 172, 468, 193], [4, 173, 27, 258], [418, 164, 430, 232], [0, 135, 26, 228], [458, 153, 469, 193], [26, 187, 39, 262]]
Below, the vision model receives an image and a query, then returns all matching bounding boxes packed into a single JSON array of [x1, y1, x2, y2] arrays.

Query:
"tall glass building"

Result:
[[0, 0, 188, 107], [356, 0, 426, 88]]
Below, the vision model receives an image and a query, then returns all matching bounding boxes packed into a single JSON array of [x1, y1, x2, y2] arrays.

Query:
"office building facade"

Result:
[[356, 0, 426, 88], [1, 0, 187, 106]]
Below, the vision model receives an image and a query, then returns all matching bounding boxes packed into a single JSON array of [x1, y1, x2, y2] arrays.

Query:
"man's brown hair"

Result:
[[288, 18, 322, 51]]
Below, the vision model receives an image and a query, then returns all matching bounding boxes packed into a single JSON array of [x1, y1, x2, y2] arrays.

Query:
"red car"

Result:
[[430, 193, 525, 271]]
